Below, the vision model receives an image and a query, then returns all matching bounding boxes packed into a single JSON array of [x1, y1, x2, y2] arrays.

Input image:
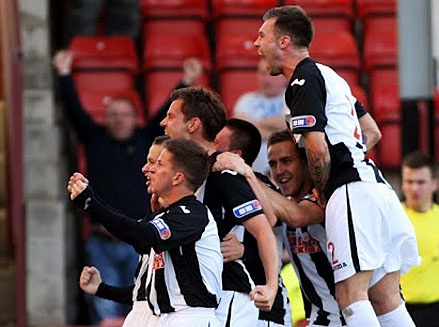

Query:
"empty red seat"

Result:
[[216, 18, 261, 70], [77, 89, 145, 126], [372, 84, 401, 168], [363, 17, 397, 70], [350, 84, 368, 109], [212, 0, 277, 18], [285, 0, 354, 18], [144, 71, 209, 117], [143, 34, 210, 70], [368, 68, 398, 112], [356, 0, 396, 18], [218, 70, 259, 116], [310, 30, 360, 70], [140, 0, 208, 19], [69, 36, 138, 72], [142, 19, 205, 41], [69, 36, 139, 91], [312, 17, 352, 33], [73, 72, 134, 92]]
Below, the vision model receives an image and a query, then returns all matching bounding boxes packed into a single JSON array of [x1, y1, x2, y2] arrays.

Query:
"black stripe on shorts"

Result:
[[346, 185, 361, 272]]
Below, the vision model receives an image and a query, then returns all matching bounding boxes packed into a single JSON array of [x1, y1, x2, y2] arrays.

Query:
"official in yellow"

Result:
[[400, 151, 439, 326]]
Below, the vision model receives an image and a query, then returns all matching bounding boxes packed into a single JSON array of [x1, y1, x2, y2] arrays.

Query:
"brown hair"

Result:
[[263, 6, 314, 49], [163, 138, 209, 192], [402, 151, 437, 178], [170, 87, 227, 141]]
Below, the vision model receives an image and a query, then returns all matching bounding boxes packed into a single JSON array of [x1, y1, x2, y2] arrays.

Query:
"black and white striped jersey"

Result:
[[137, 195, 222, 314], [72, 189, 222, 315], [197, 152, 265, 294], [284, 194, 346, 326], [284, 57, 388, 199]]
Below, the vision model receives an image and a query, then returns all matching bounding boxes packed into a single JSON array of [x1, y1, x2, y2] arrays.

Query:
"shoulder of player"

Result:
[[167, 196, 208, 220]]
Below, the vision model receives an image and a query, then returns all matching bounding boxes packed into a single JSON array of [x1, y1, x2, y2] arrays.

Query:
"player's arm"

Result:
[[243, 214, 279, 312], [68, 173, 159, 253], [302, 131, 331, 207], [358, 112, 381, 151], [79, 266, 134, 305], [213, 152, 324, 226], [213, 153, 277, 226]]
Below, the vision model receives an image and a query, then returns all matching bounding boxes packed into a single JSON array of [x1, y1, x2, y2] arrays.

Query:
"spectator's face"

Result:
[[214, 127, 233, 152], [148, 149, 177, 197], [254, 18, 283, 76], [268, 141, 307, 198], [160, 99, 191, 140], [105, 99, 137, 141], [257, 59, 287, 97], [142, 143, 164, 194], [402, 166, 437, 211]]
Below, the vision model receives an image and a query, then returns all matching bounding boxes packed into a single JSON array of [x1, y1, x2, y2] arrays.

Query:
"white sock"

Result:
[[342, 300, 380, 327], [377, 302, 415, 327]]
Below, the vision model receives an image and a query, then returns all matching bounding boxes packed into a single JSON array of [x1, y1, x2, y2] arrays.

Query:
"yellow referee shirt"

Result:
[[400, 203, 439, 304]]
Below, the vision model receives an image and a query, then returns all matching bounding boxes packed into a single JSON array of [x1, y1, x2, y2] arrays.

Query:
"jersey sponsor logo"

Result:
[[150, 218, 171, 240], [233, 200, 262, 219], [152, 253, 164, 271], [291, 78, 306, 87], [179, 205, 191, 214], [291, 115, 316, 129], [287, 231, 322, 254], [84, 197, 91, 210]]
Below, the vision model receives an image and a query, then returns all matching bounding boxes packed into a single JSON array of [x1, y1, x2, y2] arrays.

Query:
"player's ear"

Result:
[[187, 117, 201, 134], [172, 172, 185, 186], [279, 35, 291, 49]]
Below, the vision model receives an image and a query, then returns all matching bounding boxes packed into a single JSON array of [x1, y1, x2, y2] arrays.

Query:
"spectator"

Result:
[[52, 50, 203, 325], [400, 151, 439, 326], [233, 58, 287, 174], [67, 0, 140, 41]]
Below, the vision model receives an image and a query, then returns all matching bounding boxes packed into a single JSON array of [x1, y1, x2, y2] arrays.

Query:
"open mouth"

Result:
[[277, 176, 292, 185]]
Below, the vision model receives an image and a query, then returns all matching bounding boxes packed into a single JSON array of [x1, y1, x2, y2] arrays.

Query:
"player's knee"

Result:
[[335, 281, 369, 310]]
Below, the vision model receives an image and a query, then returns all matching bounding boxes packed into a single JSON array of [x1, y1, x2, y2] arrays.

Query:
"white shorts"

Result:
[[160, 307, 219, 327], [216, 290, 259, 327], [123, 301, 160, 327], [325, 181, 420, 285]]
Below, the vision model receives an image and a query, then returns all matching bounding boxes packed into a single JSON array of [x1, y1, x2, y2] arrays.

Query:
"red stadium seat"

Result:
[[69, 36, 138, 72], [310, 30, 360, 71], [372, 84, 401, 168], [336, 69, 360, 86], [72, 72, 134, 92], [212, 0, 277, 18], [142, 19, 205, 41], [144, 71, 209, 117], [143, 34, 210, 70], [363, 17, 397, 70], [69, 36, 139, 91], [140, 0, 208, 19], [355, 0, 396, 18], [218, 70, 259, 116], [312, 17, 352, 33], [216, 18, 261, 70], [368, 68, 398, 112], [284, 0, 354, 18], [77, 89, 145, 126], [350, 84, 368, 109]]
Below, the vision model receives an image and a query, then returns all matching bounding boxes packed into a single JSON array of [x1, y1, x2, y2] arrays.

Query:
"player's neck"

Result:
[[160, 188, 194, 207], [283, 49, 309, 81]]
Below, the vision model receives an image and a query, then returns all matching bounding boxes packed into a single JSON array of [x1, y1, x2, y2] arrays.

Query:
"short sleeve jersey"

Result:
[[284, 58, 385, 199], [199, 152, 265, 293]]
